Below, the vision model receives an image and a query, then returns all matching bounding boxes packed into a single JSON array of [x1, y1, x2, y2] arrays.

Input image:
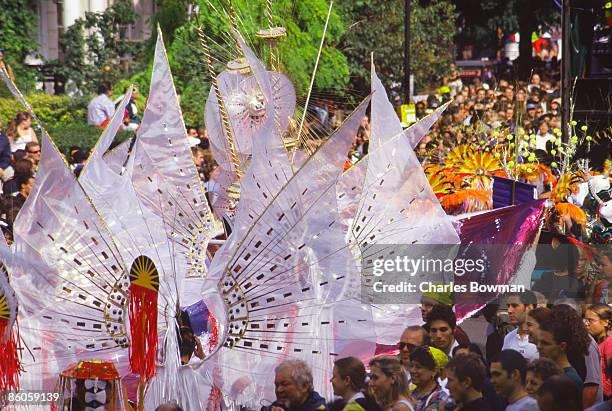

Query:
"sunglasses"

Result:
[[398, 342, 418, 352], [27, 150, 40, 154]]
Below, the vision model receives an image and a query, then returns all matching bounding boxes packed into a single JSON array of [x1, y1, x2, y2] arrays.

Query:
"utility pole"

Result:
[[561, 0, 571, 143], [404, 0, 411, 104]]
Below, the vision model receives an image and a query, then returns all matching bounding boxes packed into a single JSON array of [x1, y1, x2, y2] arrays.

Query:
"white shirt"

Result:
[[448, 338, 460, 358], [87, 94, 116, 126], [502, 328, 539, 362], [10, 130, 34, 152], [534, 132, 555, 151]]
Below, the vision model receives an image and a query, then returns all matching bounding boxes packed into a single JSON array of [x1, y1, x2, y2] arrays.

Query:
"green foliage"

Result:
[[135, 0, 350, 125], [0, 93, 132, 153], [49, 0, 144, 94], [0, 0, 39, 94], [47, 122, 133, 154], [339, 0, 457, 96], [0, 93, 88, 129]]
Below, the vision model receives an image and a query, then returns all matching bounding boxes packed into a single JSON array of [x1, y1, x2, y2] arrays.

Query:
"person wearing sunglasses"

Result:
[[399, 326, 429, 384]]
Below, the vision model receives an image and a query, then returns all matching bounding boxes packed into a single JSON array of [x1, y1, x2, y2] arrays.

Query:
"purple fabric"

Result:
[[454, 200, 546, 320], [183, 300, 209, 336], [492, 176, 537, 209]]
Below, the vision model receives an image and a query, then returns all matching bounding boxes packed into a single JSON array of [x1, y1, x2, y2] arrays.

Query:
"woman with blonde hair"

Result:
[[368, 356, 414, 411]]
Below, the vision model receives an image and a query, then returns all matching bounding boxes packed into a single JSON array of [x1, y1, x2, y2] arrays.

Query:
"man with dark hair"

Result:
[[425, 304, 460, 357], [446, 353, 490, 411], [502, 292, 538, 361], [24, 142, 40, 167], [2, 173, 34, 236], [87, 81, 115, 128], [536, 375, 582, 411], [490, 350, 539, 411], [537, 320, 583, 390]]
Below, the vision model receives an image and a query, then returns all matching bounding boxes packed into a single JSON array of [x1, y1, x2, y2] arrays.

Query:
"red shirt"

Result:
[[599, 335, 612, 397]]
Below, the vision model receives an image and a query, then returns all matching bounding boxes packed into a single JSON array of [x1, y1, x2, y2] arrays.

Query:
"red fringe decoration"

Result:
[[207, 312, 219, 350], [207, 386, 222, 411], [128, 285, 158, 381], [0, 320, 19, 392]]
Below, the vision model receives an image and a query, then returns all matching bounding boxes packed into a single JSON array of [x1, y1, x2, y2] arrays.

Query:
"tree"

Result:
[[49, 0, 144, 95], [339, 0, 458, 96], [143, 0, 351, 125], [0, 0, 38, 94]]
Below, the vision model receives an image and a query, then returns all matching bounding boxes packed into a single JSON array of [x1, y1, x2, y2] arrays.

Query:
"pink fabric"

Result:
[[599, 336, 612, 397]]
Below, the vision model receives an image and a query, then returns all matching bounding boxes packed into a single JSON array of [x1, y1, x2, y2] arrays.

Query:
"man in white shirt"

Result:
[[87, 81, 116, 128], [502, 291, 538, 362]]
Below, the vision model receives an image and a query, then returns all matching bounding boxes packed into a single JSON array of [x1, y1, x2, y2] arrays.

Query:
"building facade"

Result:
[[36, 0, 156, 61]]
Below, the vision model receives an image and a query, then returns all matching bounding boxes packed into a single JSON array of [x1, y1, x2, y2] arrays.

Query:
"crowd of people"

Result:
[[1, 51, 611, 411], [202, 294, 611, 411]]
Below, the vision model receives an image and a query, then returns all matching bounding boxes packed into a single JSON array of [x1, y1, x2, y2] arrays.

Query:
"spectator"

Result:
[[502, 292, 538, 362], [330, 357, 381, 411], [536, 376, 582, 411], [408, 347, 448, 411], [585, 304, 612, 399], [125, 87, 141, 130], [185, 127, 200, 147], [191, 146, 205, 169], [0, 124, 11, 182], [368, 356, 414, 411], [421, 296, 470, 346], [6, 111, 38, 153], [489, 350, 539, 411], [198, 127, 210, 150], [2, 173, 34, 234], [2, 158, 34, 197], [272, 359, 327, 411], [552, 303, 601, 406], [425, 304, 460, 357], [586, 357, 612, 410], [453, 344, 486, 365], [537, 320, 583, 389], [525, 358, 563, 396], [88, 81, 115, 128], [446, 353, 491, 411], [24, 142, 40, 167], [534, 122, 555, 151], [524, 307, 553, 344], [398, 325, 429, 382], [72, 149, 90, 178]]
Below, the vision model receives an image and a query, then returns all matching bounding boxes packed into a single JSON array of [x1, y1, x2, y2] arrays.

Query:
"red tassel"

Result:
[[0, 319, 19, 392], [128, 285, 158, 381], [207, 311, 219, 351]]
